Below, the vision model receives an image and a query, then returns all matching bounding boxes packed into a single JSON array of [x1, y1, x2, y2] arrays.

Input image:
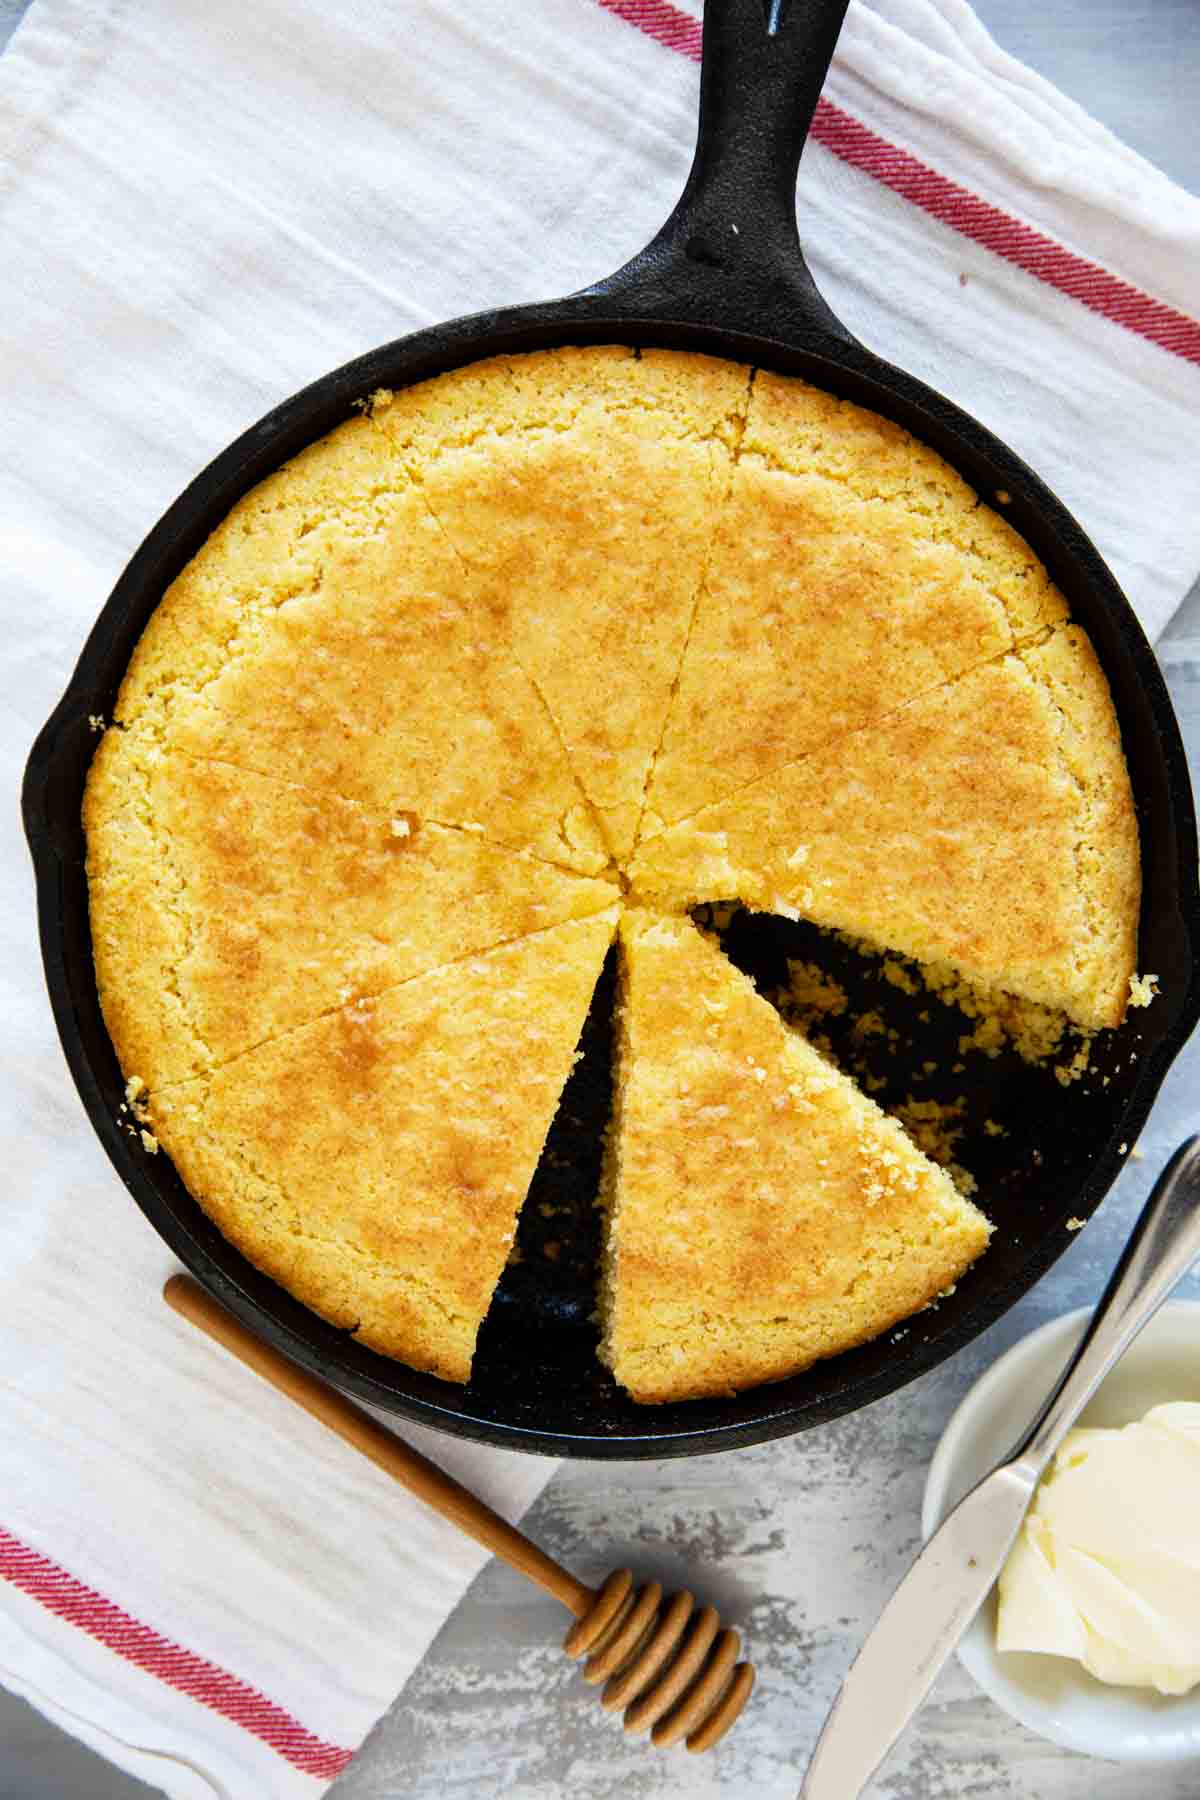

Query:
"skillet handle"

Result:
[[589, 0, 854, 343]]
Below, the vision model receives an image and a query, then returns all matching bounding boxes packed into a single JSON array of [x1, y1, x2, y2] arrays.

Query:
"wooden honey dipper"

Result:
[[164, 1275, 755, 1752]]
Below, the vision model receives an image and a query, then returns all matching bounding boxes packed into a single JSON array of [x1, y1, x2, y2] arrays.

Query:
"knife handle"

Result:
[[1016, 1135, 1200, 1475]]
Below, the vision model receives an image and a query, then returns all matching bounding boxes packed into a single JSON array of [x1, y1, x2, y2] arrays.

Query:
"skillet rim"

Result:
[[23, 290, 1200, 1458]]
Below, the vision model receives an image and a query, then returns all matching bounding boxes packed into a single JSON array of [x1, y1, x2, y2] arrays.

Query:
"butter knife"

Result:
[[800, 1134, 1200, 1800]]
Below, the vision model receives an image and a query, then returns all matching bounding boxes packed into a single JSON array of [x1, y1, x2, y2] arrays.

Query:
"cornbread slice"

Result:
[[600, 913, 991, 1402], [85, 734, 617, 1087], [630, 628, 1139, 1031], [150, 909, 619, 1381], [376, 348, 751, 858], [641, 374, 1068, 834], [114, 437, 607, 874], [743, 372, 1067, 641]]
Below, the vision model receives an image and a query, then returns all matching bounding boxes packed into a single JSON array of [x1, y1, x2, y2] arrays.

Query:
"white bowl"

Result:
[[922, 1299, 1200, 1764]]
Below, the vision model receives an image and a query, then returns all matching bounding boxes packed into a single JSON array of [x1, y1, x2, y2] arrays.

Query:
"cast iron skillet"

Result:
[[24, 0, 1200, 1457]]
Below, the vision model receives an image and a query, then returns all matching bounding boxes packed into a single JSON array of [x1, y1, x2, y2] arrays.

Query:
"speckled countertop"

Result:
[[3, 2, 1199, 1796]]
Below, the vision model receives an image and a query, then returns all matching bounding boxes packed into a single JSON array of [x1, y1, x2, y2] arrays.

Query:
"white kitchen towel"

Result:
[[2, 0, 1198, 1795]]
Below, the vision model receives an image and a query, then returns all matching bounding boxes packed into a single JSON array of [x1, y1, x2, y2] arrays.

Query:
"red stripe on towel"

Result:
[[0, 1527, 353, 1780]]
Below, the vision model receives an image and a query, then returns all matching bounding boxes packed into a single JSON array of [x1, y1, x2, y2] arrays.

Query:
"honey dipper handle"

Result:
[[163, 1275, 593, 1617]]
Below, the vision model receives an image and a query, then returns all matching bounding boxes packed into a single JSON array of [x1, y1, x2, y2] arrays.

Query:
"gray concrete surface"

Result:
[[2, 1, 1199, 1795]]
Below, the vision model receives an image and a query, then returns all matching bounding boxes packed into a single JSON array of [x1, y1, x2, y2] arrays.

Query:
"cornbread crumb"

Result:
[[1066, 1217, 1085, 1231], [812, 933, 1078, 1070], [1055, 1041, 1093, 1087], [893, 1096, 966, 1162], [782, 959, 848, 1021], [852, 1010, 889, 1041], [891, 1097, 977, 1198], [881, 958, 920, 996], [124, 1076, 151, 1125], [917, 959, 1068, 1065], [1128, 972, 1159, 1007]]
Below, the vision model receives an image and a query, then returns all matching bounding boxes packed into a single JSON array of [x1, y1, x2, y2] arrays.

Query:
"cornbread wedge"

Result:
[[641, 373, 1068, 835], [150, 909, 619, 1382], [377, 348, 752, 858], [113, 440, 607, 874], [641, 461, 1069, 835], [86, 735, 617, 1086], [600, 912, 991, 1402], [631, 629, 1139, 1031]]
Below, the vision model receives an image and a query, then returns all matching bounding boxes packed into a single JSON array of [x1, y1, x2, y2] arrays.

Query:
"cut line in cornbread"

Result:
[[113, 438, 608, 875]]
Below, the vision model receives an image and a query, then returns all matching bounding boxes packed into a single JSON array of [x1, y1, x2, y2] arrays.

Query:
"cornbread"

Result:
[[84, 344, 1141, 1395], [600, 913, 991, 1402], [149, 910, 618, 1380], [640, 372, 1068, 833]]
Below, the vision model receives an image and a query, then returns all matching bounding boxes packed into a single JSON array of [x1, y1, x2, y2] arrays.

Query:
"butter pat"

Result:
[[997, 1404, 1200, 1695]]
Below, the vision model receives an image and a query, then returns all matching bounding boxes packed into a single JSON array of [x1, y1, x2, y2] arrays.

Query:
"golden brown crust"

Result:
[[150, 910, 618, 1382], [600, 913, 991, 1402], [413, 415, 733, 860], [742, 372, 1069, 641], [1018, 629, 1141, 1028], [114, 438, 609, 875], [371, 346, 752, 462]]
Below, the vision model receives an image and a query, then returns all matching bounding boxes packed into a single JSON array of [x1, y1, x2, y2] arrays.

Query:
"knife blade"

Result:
[[798, 1459, 1037, 1799]]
